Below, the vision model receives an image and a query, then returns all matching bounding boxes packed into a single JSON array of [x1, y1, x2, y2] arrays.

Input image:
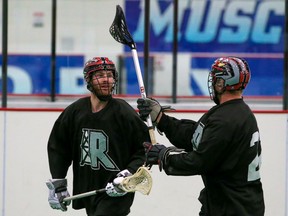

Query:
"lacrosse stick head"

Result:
[[120, 166, 152, 195], [109, 5, 136, 49]]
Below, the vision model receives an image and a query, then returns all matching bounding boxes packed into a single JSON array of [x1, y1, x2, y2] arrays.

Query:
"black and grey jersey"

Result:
[[158, 98, 265, 216], [47, 97, 149, 210]]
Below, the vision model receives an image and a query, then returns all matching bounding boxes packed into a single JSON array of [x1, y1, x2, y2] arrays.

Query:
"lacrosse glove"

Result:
[[137, 98, 161, 122], [46, 178, 71, 211], [143, 142, 168, 171], [106, 169, 132, 197], [143, 142, 184, 171], [137, 98, 174, 123]]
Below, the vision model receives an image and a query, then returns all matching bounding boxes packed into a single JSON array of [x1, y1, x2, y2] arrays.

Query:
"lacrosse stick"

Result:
[[119, 165, 152, 195], [109, 5, 156, 145], [62, 188, 106, 202], [62, 166, 152, 203]]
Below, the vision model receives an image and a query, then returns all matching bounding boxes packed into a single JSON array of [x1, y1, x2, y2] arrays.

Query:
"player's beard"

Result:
[[212, 85, 225, 105], [91, 78, 115, 101], [212, 91, 220, 105]]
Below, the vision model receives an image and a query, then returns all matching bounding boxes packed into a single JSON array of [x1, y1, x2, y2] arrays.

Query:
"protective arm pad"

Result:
[[159, 147, 186, 172], [161, 150, 199, 176]]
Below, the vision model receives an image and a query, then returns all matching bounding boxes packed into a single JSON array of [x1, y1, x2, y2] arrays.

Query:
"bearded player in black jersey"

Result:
[[46, 57, 149, 216], [137, 57, 265, 216]]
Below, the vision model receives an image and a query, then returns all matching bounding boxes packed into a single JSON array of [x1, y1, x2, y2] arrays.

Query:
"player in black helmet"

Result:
[[46, 57, 149, 216], [137, 57, 265, 216]]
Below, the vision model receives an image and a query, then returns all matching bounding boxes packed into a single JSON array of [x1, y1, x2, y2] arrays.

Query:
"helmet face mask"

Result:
[[208, 57, 251, 104], [83, 57, 118, 101], [90, 70, 116, 101], [208, 74, 225, 105]]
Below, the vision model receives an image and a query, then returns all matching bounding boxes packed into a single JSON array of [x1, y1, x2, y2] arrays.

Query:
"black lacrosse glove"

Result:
[[143, 142, 168, 171], [143, 142, 186, 172], [137, 98, 161, 122]]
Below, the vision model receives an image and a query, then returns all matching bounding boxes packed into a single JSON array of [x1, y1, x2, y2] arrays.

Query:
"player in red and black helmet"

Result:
[[208, 57, 251, 105], [137, 57, 265, 216], [46, 57, 150, 215], [83, 57, 118, 101]]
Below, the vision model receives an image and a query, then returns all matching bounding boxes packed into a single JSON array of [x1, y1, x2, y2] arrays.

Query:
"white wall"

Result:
[[7, 0, 124, 59], [0, 111, 287, 216]]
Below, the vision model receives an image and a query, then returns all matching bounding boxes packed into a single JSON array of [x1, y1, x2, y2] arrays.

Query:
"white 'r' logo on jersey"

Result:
[[79, 128, 120, 171]]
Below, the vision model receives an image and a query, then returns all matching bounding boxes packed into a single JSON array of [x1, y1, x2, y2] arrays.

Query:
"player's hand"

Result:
[[143, 142, 168, 171], [143, 142, 185, 171], [46, 179, 71, 211], [137, 98, 162, 122], [106, 169, 132, 197]]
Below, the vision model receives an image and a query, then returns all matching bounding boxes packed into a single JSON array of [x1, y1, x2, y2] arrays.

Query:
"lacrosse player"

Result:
[[137, 57, 265, 216], [46, 57, 149, 216]]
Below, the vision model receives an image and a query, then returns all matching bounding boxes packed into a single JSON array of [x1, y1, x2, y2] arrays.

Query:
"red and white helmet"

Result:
[[83, 57, 118, 94], [83, 57, 118, 83], [208, 57, 251, 103]]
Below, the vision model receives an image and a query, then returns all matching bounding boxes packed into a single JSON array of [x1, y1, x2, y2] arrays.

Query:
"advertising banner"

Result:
[[124, 0, 284, 96], [0, 55, 85, 94], [0, 0, 284, 96], [126, 0, 284, 53]]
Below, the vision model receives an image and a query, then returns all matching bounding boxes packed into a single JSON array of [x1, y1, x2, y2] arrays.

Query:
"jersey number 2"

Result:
[[248, 131, 261, 182]]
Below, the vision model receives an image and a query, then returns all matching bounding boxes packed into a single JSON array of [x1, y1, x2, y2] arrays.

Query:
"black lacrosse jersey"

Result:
[[158, 98, 265, 216], [47, 97, 149, 212]]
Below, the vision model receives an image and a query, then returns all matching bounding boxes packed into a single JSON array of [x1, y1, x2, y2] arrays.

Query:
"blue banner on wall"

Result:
[[123, 55, 283, 96], [0, 0, 284, 97], [0, 55, 85, 94], [125, 0, 284, 53], [123, 0, 284, 96]]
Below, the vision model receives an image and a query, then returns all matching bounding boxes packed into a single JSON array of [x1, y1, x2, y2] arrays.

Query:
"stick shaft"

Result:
[[131, 49, 146, 98], [63, 188, 106, 202], [131, 49, 157, 144]]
